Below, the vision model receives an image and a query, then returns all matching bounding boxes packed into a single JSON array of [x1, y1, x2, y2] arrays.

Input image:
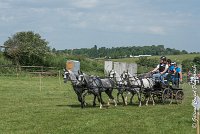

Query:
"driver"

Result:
[[151, 56, 169, 84]]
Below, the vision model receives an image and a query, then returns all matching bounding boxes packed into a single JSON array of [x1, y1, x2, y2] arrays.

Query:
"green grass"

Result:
[[112, 53, 200, 63], [0, 76, 199, 134]]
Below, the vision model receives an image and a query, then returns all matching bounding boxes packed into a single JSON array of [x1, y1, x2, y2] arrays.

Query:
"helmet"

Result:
[[160, 56, 166, 61], [171, 62, 176, 65]]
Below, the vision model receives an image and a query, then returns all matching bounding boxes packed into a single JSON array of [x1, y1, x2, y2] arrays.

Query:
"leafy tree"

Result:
[[3, 31, 50, 66], [182, 59, 194, 72], [136, 57, 158, 73], [193, 56, 200, 70], [89, 45, 98, 58], [61, 45, 188, 59]]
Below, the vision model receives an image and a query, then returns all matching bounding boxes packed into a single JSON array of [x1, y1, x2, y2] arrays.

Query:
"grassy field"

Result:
[[0, 76, 199, 134], [112, 53, 200, 63]]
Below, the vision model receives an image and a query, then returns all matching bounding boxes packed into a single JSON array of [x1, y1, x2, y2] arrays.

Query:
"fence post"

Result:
[[197, 111, 199, 134], [59, 70, 62, 87], [39, 66, 43, 91], [16, 66, 18, 78]]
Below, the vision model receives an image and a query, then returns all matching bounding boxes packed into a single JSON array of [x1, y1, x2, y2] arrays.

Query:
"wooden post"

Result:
[[39, 73, 42, 91], [59, 70, 61, 87], [197, 110, 199, 134], [40, 66, 42, 92], [16, 66, 18, 78]]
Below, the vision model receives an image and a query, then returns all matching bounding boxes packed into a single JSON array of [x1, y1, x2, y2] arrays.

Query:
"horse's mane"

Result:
[[109, 70, 122, 82], [82, 73, 90, 84], [68, 70, 78, 81]]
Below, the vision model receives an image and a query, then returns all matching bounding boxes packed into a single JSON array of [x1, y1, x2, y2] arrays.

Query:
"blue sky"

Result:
[[0, 0, 199, 52]]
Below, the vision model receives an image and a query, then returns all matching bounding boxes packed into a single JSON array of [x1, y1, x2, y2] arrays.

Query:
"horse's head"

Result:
[[121, 71, 130, 80], [77, 71, 91, 87], [63, 69, 70, 83], [108, 70, 116, 78], [77, 71, 85, 85]]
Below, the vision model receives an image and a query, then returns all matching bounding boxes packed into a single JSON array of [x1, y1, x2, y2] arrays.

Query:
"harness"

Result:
[[159, 63, 166, 72], [126, 75, 142, 89]]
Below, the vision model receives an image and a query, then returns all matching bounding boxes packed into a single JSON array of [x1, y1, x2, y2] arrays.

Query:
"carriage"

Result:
[[63, 68, 184, 108], [151, 72, 184, 104]]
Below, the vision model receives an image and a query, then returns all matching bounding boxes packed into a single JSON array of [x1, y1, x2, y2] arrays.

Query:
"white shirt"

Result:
[[156, 64, 169, 72]]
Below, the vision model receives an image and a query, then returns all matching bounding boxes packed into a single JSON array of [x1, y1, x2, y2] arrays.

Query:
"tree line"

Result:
[[59, 45, 189, 59], [0, 31, 200, 75]]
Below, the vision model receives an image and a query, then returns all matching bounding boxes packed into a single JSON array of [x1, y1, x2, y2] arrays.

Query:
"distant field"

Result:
[[0, 76, 199, 134], [112, 54, 200, 63]]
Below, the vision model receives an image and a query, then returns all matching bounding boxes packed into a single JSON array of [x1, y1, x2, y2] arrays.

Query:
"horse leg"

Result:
[[100, 92, 105, 104], [146, 97, 149, 106], [80, 92, 87, 108], [93, 95, 97, 107], [82, 91, 88, 106], [145, 92, 150, 106], [97, 94, 103, 109], [124, 91, 128, 105], [117, 91, 120, 103], [76, 92, 83, 108], [138, 88, 142, 107], [117, 87, 123, 103], [80, 94, 84, 108], [99, 92, 104, 106], [130, 91, 134, 105], [121, 92, 126, 106], [105, 89, 117, 106], [151, 93, 155, 106], [136, 92, 142, 107], [77, 95, 82, 103]]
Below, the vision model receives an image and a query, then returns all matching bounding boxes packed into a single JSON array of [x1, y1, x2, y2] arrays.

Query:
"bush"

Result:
[[136, 57, 158, 74]]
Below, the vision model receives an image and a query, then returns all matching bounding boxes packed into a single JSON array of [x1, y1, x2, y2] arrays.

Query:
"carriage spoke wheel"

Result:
[[162, 88, 172, 104], [152, 91, 161, 103], [175, 90, 184, 104]]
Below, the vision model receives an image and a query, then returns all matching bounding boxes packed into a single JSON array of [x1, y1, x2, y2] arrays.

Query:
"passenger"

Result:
[[174, 62, 183, 83], [163, 59, 175, 84], [151, 56, 169, 84]]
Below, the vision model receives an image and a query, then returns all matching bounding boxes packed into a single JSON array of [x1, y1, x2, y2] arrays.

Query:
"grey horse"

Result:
[[108, 70, 126, 105], [63, 69, 88, 108], [78, 71, 117, 109], [121, 71, 155, 106]]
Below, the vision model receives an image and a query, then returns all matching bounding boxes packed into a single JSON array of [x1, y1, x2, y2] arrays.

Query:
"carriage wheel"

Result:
[[162, 88, 172, 104], [152, 91, 162, 103], [175, 90, 184, 104]]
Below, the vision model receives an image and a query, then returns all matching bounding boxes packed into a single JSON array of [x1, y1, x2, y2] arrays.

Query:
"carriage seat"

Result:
[[165, 72, 180, 88]]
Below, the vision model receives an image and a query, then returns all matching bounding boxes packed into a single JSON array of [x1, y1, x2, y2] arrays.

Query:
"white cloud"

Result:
[[0, 1, 11, 8], [70, 0, 99, 9], [0, 0, 199, 51], [0, 15, 14, 22], [147, 26, 166, 35]]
